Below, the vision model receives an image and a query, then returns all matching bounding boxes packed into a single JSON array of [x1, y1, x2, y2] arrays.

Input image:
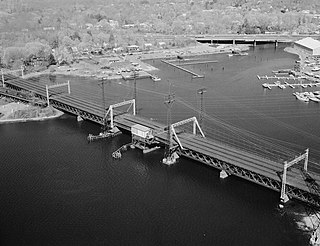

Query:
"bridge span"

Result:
[[195, 34, 315, 46], [2, 73, 320, 208]]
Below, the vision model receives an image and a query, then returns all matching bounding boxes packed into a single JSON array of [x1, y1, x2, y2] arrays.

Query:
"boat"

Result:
[[272, 69, 291, 74], [311, 67, 320, 72], [294, 92, 309, 102], [309, 96, 320, 102], [151, 75, 161, 81], [262, 83, 271, 90]]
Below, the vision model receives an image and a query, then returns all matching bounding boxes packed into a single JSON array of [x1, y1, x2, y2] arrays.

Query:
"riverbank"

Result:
[[0, 99, 64, 124], [284, 46, 306, 65], [23, 43, 249, 80]]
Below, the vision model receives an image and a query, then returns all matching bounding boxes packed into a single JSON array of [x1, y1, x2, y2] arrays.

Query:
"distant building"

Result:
[[43, 27, 55, 31], [144, 43, 152, 50], [113, 47, 124, 53], [294, 37, 320, 56], [122, 24, 135, 29], [126, 45, 140, 52], [109, 20, 119, 28], [158, 42, 166, 49]]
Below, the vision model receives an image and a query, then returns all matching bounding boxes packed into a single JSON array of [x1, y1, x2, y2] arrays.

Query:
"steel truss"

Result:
[[179, 148, 320, 208], [5, 83, 105, 124], [51, 100, 104, 124], [5, 79, 320, 207]]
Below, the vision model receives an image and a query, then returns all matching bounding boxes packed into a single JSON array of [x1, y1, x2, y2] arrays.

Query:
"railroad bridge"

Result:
[[2, 71, 320, 208]]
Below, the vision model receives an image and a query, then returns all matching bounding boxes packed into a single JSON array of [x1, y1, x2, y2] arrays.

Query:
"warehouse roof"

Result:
[[295, 37, 320, 50]]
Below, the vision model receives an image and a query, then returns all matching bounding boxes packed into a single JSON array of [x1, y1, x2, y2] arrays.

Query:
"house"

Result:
[[294, 37, 320, 56], [144, 43, 153, 50], [158, 42, 166, 49], [126, 45, 140, 52], [113, 47, 124, 53], [109, 20, 119, 28]]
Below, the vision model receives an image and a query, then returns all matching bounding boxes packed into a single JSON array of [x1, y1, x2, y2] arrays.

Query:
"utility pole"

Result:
[[98, 80, 107, 131], [197, 88, 206, 130], [163, 83, 175, 165], [132, 69, 138, 113]]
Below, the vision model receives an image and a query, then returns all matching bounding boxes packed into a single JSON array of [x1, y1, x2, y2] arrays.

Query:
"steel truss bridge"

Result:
[[2, 73, 320, 208]]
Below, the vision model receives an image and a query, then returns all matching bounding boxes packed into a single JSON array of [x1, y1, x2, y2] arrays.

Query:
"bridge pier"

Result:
[[253, 40, 256, 47], [232, 39, 235, 45], [220, 170, 229, 179], [275, 40, 278, 47], [163, 151, 179, 165]]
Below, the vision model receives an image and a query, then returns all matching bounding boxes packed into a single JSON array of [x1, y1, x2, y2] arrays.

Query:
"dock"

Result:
[[177, 60, 218, 66], [161, 60, 204, 78], [257, 75, 298, 80], [262, 81, 320, 90]]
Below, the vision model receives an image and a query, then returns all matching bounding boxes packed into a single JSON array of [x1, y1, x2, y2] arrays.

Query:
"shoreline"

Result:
[[23, 44, 250, 80], [0, 100, 64, 124], [0, 109, 64, 124]]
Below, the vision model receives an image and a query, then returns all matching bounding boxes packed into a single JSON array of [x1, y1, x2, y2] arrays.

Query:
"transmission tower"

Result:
[[197, 88, 206, 130], [132, 69, 138, 113], [163, 84, 175, 164], [98, 80, 107, 131]]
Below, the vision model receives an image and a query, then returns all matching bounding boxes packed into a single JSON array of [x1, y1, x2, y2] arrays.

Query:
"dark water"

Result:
[[0, 44, 315, 245]]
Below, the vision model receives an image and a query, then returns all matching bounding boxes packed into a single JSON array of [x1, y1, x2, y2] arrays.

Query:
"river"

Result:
[[0, 44, 315, 245]]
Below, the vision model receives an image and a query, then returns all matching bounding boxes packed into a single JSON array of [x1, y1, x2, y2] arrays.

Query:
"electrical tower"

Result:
[[197, 88, 206, 130], [98, 80, 107, 131], [163, 83, 177, 165], [132, 69, 138, 113]]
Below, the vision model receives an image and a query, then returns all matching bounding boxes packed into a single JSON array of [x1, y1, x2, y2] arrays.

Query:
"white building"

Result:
[[294, 37, 320, 56]]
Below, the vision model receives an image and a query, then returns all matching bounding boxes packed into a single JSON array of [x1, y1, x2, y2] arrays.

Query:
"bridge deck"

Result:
[[4, 74, 320, 206]]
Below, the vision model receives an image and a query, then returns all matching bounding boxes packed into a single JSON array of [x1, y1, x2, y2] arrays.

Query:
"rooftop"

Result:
[[295, 37, 320, 50]]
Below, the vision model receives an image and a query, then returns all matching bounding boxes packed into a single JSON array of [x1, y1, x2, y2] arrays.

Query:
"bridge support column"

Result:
[[77, 115, 83, 122], [232, 39, 235, 45], [163, 151, 179, 165], [275, 40, 278, 47], [220, 170, 229, 179], [253, 40, 256, 47]]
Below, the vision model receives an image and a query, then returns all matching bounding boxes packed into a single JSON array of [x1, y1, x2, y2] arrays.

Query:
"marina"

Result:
[[262, 81, 320, 90]]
